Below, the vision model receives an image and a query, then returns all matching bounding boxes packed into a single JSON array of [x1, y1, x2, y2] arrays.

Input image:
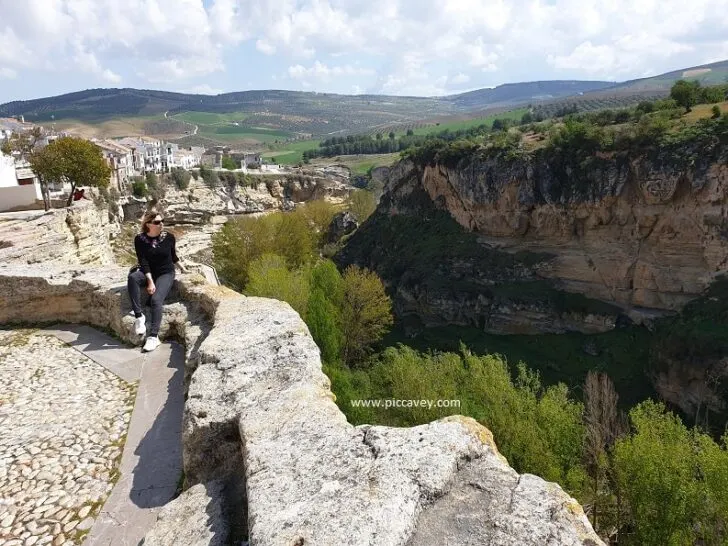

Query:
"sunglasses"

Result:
[[150, 219, 164, 225]]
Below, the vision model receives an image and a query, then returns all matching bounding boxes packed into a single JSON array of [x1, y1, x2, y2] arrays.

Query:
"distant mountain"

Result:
[[444, 80, 615, 109], [1, 59, 725, 141], [609, 59, 728, 93], [0, 81, 618, 124]]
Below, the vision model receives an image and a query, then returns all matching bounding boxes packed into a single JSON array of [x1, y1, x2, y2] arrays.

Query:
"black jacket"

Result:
[[134, 231, 178, 277]]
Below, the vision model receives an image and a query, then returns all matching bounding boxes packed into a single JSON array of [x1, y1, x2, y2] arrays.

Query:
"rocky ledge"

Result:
[[0, 264, 603, 546]]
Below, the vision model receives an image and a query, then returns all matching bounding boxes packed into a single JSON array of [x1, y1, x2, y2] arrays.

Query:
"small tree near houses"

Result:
[[30, 137, 111, 209]]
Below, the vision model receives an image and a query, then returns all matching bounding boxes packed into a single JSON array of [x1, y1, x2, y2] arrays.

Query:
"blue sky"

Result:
[[1, 0, 727, 104]]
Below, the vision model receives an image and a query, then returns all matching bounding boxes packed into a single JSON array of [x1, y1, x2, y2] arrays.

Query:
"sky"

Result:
[[0, 0, 727, 104]]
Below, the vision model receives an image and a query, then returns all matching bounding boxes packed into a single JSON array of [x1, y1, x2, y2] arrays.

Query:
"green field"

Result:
[[169, 111, 294, 145], [403, 108, 529, 136], [262, 108, 530, 165], [171, 111, 249, 125], [263, 139, 322, 164]]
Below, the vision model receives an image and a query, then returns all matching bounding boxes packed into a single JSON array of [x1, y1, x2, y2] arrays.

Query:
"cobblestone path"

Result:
[[0, 329, 136, 546]]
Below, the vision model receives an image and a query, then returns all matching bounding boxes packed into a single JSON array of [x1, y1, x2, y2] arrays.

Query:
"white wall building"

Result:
[[96, 140, 135, 191], [0, 154, 43, 212]]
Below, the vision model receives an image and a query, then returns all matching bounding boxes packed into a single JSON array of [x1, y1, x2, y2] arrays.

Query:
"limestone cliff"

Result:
[[338, 145, 728, 335], [0, 200, 114, 267], [0, 263, 603, 546], [156, 169, 351, 226]]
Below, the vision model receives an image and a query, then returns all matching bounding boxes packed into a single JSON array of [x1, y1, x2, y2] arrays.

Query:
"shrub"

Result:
[[712, 105, 722, 119], [171, 167, 191, 190], [132, 180, 148, 197], [245, 254, 311, 318], [199, 165, 219, 187], [221, 155, 238, 170], [347, 190, 377, 223]]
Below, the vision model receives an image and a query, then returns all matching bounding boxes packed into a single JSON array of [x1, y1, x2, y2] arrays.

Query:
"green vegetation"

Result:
[[171, 111, 249, 125], [263, 139, 322, 165], [212, 201, 393, 365], [207, 183, 728, 543], [170, 167, 191, 190], [28, 136, 111, 209], [221, 155, 238, 170], [131, 178, 147, 198], [670, 79, 728, 112], [346, 189, 377, 223]]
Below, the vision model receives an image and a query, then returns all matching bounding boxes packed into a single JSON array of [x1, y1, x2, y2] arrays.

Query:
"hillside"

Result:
[[1, 59, 725, 148], [444, 80, 614, 108], [611, 59, 728, 92]]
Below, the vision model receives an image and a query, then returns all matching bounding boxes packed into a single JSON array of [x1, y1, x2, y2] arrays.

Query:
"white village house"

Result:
[[0, 152, 71, 212]]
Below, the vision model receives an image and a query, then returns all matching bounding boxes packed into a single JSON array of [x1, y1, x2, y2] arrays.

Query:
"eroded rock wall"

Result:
[[0, 201, 115, 267], [419, 151, 728, 312]]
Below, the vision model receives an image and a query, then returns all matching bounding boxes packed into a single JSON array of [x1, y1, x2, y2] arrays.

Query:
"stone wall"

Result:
[[0, 263, 603, 546]]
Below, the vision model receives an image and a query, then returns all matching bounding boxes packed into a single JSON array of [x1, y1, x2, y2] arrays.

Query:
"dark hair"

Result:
[[140, 207, 162, 234]]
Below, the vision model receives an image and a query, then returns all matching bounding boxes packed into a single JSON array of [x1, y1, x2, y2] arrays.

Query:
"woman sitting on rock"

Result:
[[127, 208, 188, 352]]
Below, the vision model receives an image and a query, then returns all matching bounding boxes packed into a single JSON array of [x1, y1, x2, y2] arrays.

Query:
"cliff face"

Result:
[[339, 148, 728, 336], [420, 149, 728, 314], [157, 169, 351, 226], [0, 200, 115, 267]]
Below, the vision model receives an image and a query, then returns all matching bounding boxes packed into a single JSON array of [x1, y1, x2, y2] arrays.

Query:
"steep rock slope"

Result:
[[339, 139, 728, 335]]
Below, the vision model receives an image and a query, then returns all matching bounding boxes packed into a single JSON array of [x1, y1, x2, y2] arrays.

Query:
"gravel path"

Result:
[[0, 329, 136, 546]]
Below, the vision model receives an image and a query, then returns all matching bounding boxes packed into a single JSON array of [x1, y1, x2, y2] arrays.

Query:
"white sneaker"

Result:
[[143, 336, 161, 352], [133, 314, 146, 336]]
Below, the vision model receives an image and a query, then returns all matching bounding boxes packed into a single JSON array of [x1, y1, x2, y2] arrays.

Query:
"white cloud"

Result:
[[0, 0, 728, 98], [0, 0, 223, 86], [0, 67, 17, 80], [287, 61, 375, 83], [451, 73, 470, 85]]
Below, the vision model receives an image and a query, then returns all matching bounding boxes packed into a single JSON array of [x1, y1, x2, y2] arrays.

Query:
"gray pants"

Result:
[[127, 270, 175, 337]]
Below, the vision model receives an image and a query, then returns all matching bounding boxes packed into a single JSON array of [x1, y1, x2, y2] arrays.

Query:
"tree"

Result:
[[307, 260, 345, 364], [29, 136, 111, 208], [670, 79, 700, 112], [700, 85, 726, 104], [406, 129, 414, 136], [612, 401, 726, 546], [712, 105, 722, 119], [340, 265, 393, 365], [170, 167, 191, 190], [388, 131, 395, 140], [221, 155, 238, 170], [245, 254, 310, 318], [27, 144, 63, 211], [347, 189, 377, 223], [583, 372, 625, 533]]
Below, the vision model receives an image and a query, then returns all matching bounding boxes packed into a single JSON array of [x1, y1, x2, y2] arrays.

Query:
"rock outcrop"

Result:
[[0, 200, 114, 267], [159, 171, 351, 226], [325, 210, 358, 244], [0, 263, 603, 546]]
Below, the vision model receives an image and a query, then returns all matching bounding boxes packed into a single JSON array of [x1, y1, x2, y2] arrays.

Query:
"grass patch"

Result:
[[263, 139, 322, 164], [403, 108, 529, 137], [171, 111, 250, 125]]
